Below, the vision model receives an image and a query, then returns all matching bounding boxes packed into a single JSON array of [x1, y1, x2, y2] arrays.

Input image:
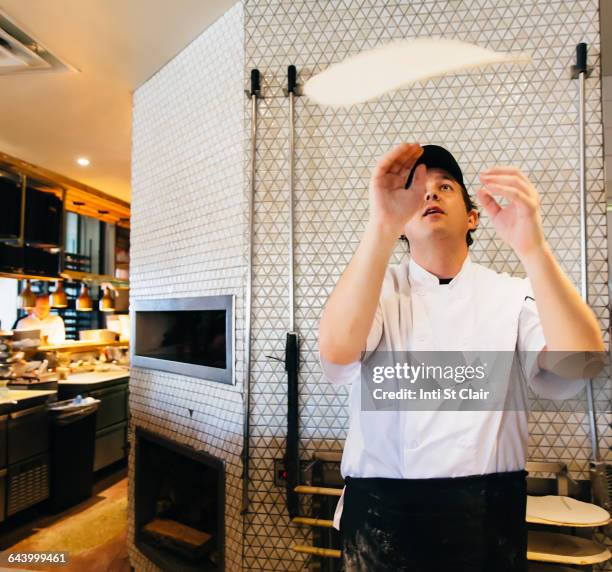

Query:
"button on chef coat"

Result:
[[320, 253, 587, 528]]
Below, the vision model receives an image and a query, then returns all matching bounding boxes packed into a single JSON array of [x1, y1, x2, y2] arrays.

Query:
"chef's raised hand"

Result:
[[476, 167, 546, 260], [369, 142, 427, 237]]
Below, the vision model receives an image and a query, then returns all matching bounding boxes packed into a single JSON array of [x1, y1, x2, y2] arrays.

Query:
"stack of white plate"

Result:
[[0, 331, 14, 381]]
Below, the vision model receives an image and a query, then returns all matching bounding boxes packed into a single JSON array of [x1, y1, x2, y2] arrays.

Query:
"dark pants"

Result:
[[340, 470, 528, 572]]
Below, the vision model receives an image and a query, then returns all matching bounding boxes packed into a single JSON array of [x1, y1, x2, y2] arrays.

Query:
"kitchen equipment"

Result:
[[8, 404, 49, 465], [0, 414, 6, 467], [590, 462, 612, 537], [528, 564, 583, 572], [50, 280, 67, 308], [75, 284, 93, 312], [106, 346, 127, 363], [526, 495, 610, 527], [12, 328, 41, 342], [303, 38, 531, 107], [11, 328, 41, 353], [570, 42, 600, 461], [527, 530, 610, 566], [283, 64, 301, 519], [241, 68, 260, 515], [79, 329, 118, 343], [570, 42, 612, 529], [99, 286, 115, 312], [47, 397, 100, 512], [18, 280, 36, 310], [105, 314, 130, 342], [0, 331, 15, 383], [7, 454, 49, 517]]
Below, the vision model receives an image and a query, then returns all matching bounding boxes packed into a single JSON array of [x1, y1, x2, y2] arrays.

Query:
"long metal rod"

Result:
[[288, 91, 295, 331], [578, 67, 588, 302], [285, 65, 300, 518], [574, 43, 599, 462], [241, 69, 260, 514]]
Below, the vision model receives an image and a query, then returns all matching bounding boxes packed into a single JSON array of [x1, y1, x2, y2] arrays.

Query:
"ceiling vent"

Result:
[[0, 10, 75, 76]]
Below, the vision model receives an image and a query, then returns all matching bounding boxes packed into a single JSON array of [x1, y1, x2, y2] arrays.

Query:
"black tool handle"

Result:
[[287, 65, 297, 94], [285, 331, 299, 373], [576, 43, 587, 74], [250, 68, 260, 96], [285, 331, 300, 518]]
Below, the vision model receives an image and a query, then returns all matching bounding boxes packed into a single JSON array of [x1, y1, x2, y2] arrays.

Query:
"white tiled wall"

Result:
[[243, 0, 610, 569], [128, 3, 245, 570], [130, 1, 611, 570]]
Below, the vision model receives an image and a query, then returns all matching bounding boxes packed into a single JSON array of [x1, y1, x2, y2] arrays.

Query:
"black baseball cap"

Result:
[[404, 144, 467, 192]]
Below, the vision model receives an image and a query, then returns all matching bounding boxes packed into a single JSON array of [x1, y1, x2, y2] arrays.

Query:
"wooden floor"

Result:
[[0, 466, 130, 571]]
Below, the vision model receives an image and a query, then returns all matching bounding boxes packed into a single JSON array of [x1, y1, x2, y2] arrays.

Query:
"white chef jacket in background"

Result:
[[320, 253, 587, 529], [16, 314, 66, 345]]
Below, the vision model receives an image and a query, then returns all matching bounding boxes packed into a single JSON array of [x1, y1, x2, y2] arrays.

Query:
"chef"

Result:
[[16, 294, 66, 345], [318, 143, 604, 571]]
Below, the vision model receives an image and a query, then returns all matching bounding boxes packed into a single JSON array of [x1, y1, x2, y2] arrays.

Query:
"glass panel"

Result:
[[135, 310, 226, 368]]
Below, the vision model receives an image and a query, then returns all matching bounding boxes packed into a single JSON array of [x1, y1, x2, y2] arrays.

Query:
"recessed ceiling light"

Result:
[[76, 157, 90, 166]]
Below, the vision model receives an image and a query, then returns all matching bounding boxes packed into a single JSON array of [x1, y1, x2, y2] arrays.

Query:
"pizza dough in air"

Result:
[[303, 38, 531, 107]]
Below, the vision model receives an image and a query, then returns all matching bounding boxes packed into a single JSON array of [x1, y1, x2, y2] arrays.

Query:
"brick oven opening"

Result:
[[135, 428, 225, 571]]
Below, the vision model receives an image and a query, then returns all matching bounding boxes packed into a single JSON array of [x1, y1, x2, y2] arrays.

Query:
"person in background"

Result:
[[16, 294, 66, 345]]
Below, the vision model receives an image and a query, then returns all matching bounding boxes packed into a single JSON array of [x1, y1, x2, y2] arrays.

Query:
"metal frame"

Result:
[[134, 426, 226, 572], [130, 295, 235, 385], [571, 42, 599, 462], [284, 64, 301, 519], [241, 68, 261, 514]]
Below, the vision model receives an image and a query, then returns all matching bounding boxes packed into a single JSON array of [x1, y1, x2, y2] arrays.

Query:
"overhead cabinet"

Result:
[[0, 183, 62, 277], [0, 177, 21, 239], [24, 188, 62, 247]]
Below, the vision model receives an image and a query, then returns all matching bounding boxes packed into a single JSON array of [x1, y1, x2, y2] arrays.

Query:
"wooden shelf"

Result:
[[0, 270, 128, 288], [292, 545, 341, 559], [38, 340, 128, 352], [60, 269, 128, 288], [294, 485, 343, 497], [292, 517, 334, 528], [0, 272, 58, 282]]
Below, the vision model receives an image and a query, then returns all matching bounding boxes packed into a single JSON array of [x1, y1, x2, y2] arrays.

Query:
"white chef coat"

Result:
[[320, 252, 587, 529], [16, 314, 66, 345]]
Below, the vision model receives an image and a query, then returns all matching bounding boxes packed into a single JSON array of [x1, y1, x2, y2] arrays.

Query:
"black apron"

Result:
[[340, 470, 528, 572]]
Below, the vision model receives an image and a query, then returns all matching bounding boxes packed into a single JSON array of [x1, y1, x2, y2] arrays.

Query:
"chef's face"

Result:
[[34, 295, 51, 320], [402, 167, 478, 249]]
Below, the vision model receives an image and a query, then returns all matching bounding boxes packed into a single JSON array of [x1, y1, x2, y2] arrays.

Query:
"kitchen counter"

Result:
[[59, 370, 129, 387], [0, 389, 56, 415], [38, 340, 128, 352]]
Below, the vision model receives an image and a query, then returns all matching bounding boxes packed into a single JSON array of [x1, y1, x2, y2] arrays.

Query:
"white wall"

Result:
[[128, 3, 245, 570], [243, 1, 610, 567], [0, 278, 17, 331]]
